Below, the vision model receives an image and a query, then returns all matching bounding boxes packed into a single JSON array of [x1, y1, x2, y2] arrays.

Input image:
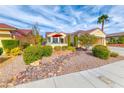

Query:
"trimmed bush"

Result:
[[67, 34, 71, 46], [62, 46, 68, 51], [10, 47, 22, 56], [42, 46, 53, 57], [110, 52, 119, 57], [118, 36, 124, 44], [92, 45, 110, 59], [1, 40, 19, 50], [0, 47, 3, 55], [4, 49, 10, 56], [54, 46, 61, 51], [74, 35, 78, 47], [67, 46, 76, 52], [23, 46, 43, 65], [20, 42, 30, 49]]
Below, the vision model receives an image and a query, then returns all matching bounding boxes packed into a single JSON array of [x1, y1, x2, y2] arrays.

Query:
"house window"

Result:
[[53, 37, 58, 43], [60, 38, 64, 43], [48, 37, 51, 43]]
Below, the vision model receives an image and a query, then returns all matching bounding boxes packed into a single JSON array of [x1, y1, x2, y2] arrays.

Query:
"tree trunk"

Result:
[[102, 20, 104, 32]]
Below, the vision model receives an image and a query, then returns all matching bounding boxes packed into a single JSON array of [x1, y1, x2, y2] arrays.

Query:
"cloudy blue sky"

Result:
[[0, 5, 124, 36]]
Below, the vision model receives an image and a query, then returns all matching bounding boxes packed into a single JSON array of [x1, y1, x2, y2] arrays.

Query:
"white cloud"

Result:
[[0, 5, 123, 34]]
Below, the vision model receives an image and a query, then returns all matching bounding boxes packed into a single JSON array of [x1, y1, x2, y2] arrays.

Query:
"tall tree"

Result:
[[31, 23, 43, 46], [74, 35, 78, 47], [67, 34, 71, 46], [97, 14, 109, 32], [32, 23, 39, 36]]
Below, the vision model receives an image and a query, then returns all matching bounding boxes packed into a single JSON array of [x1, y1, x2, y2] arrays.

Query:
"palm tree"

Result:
[[97, 14, 109, 32]]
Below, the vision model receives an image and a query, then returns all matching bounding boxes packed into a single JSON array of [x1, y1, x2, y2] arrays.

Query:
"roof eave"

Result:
[[0, 28, 17, 31]]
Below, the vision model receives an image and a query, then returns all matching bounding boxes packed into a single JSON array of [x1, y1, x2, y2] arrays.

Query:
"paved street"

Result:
[[15, 60, 124, 88], [109, 47, 124, 56]]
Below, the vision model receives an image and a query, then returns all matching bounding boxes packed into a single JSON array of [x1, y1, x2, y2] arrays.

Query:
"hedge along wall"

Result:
[[1, 40, 20, 50]]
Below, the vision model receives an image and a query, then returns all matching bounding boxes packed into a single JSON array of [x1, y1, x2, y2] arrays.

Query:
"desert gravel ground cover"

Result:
[[0, 50, 124, 87]]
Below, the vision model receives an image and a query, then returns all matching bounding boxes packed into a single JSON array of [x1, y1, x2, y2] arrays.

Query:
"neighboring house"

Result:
[[0, 23, 17, 48], [0, 23, 33, 48], [107, 32, 124, 38], [46, 32, 68, 47], [12, 29, 33, 44], [71, 28, 106, 46], [106, 32, 124, 41], [106, 32, 124, 43]]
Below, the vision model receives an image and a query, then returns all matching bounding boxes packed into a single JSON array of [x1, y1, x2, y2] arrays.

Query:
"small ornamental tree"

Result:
[[32, 23, 44, 46], [67, 34, 71, 46], [79, 34, 97, 50], [74, 35, 78, 47], [35, 35, 44, 45]]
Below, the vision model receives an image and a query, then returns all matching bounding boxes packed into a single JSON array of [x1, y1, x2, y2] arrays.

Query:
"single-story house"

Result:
[[0, 23, 33, 48], [107, 32, 124, 38], [46, 32, 68, 47], [71, 28, 106, 46], [106, 32, 124, 41], [46, 28, 106, 47], [0, 23, 17, 48], [106, 32, 124, 44], [12, 29, 33, 43]]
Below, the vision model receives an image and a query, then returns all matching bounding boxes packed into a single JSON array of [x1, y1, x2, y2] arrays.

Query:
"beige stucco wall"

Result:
[[78, 29, 106, 47], [0, 30, 13, 48], [90, 29, 106, 46], [0, 37, 13, 48]]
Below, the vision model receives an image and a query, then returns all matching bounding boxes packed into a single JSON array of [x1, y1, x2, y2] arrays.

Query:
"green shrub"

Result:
[[10, 47, 22, 56], [4, 49, 10, 56], [20, 42, 30, 49], [67, 46, 76, 52], [92, 45, 110, 59], [23, 46, 43, 65], [1, 40, 19, 50], [74, 35, 78, 47], [62, 46, 68, 51], [54, 46, 61, 51], [0, 47, 3, 55], [110, 52, 119, 57], [42, 46, 53, 57], [67, 34, 71, 46], [118, 36, 124, 44]]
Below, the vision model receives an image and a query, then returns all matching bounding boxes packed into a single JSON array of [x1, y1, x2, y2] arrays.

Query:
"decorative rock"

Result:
[[48, 72, 54, 77], [57, 66, 62, 73], [7, 83, 14, 87], [30, 60, 40, 66]]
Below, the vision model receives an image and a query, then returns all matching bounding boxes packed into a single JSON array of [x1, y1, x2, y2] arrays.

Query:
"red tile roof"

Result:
[[107, 32, 124, 37], [71, 28, 104, 36], [16, 29, 32, 36], [52, 34, 62, 37], [12, 29, 32, 40], [0, 23, 16, 29], [46, 32, 67, 36]]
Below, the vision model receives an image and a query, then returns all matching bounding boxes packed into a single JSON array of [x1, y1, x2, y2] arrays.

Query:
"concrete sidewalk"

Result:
[[15, 60, 124, 88]]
